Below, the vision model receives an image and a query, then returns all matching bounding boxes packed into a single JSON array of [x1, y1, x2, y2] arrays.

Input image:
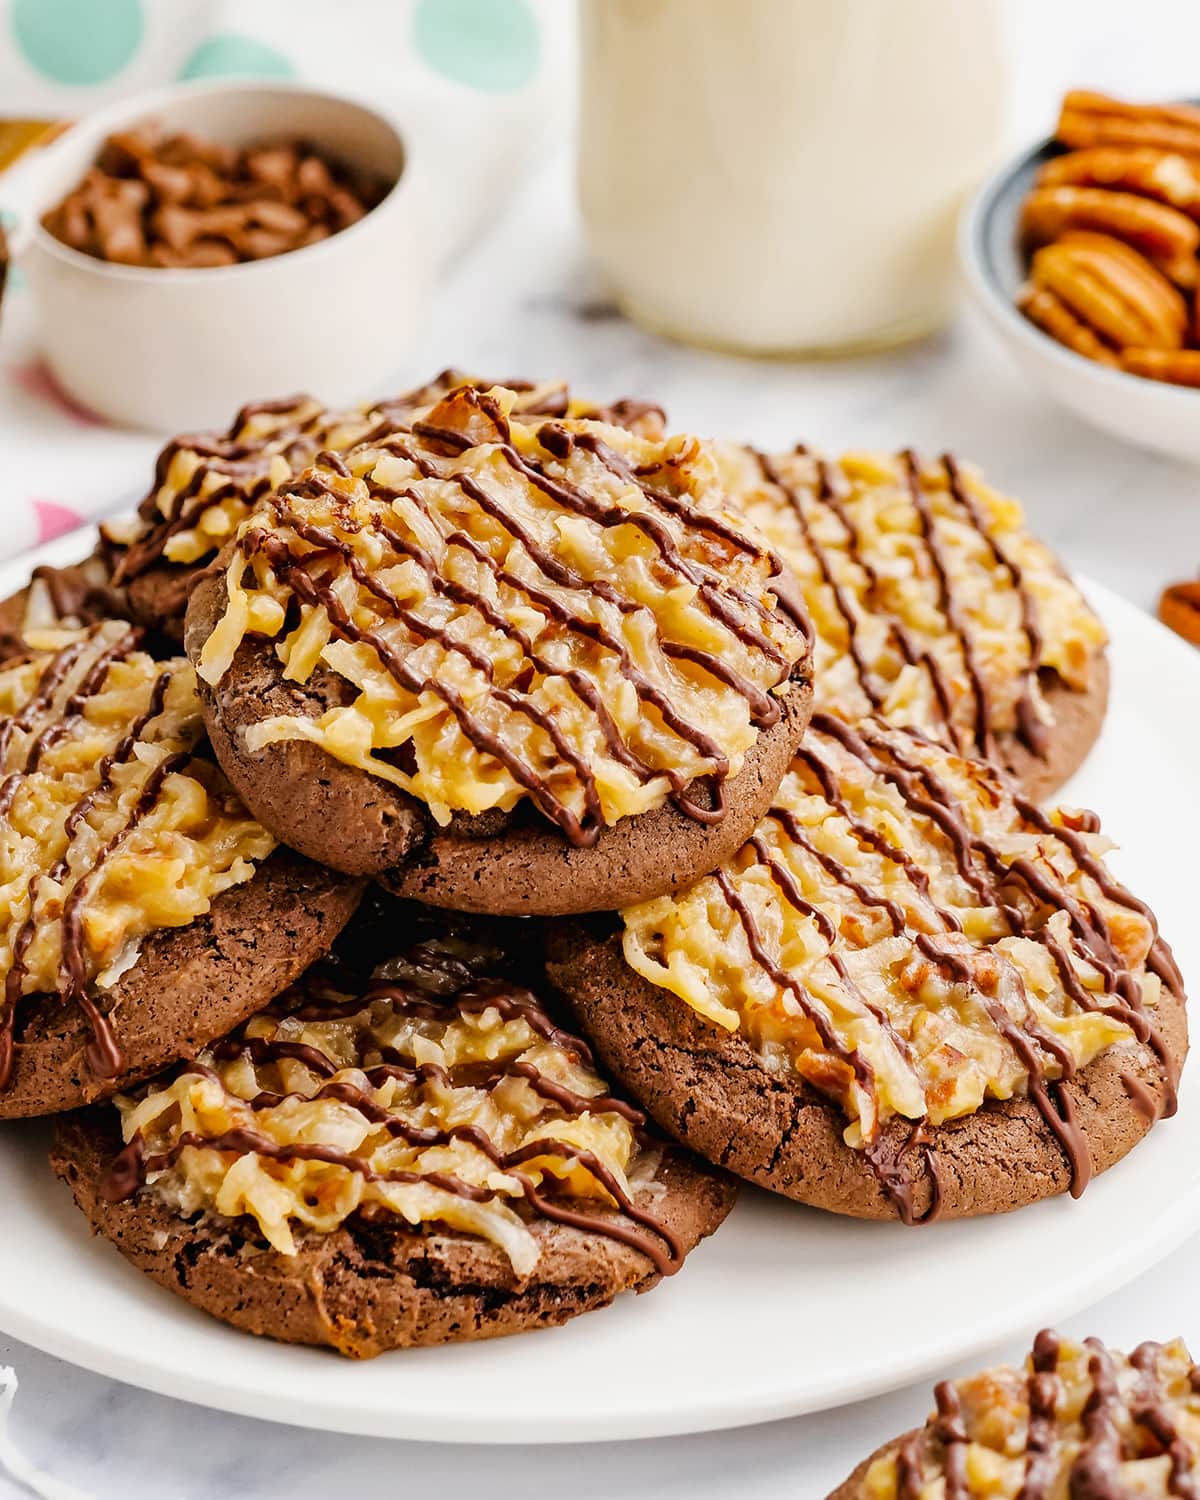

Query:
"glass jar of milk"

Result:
[[578, 0, 1010, 355]]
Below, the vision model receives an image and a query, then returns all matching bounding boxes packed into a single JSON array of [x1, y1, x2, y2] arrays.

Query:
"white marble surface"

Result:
[[5, 4, 1200, 1496]]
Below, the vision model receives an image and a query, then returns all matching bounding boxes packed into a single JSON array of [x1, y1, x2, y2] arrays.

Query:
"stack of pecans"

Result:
[[1018, 91, 1200, 387], [41, 124, 391, 270]]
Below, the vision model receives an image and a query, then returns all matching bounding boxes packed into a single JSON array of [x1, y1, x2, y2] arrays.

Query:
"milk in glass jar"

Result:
[[578, 0, 1010, 354]]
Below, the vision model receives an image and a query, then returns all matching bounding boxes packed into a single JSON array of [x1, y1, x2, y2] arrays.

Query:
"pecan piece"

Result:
[[1038, 147, 1200, 217], [1159, 579, 1200, 646], [1021, 185, 1199, 264], [1029, 232, 1187, 350], [1057, 91, 1200, 157], [1018, 284, 1120, 366], [1121, 347, 1200, 386]]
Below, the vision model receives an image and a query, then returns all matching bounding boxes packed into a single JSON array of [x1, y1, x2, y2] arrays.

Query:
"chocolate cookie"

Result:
[[104, 372, 663, 641], [51, 920, 734, 1356], [0, 620, 362, 1117], [718, 444, 1110, 797], [828, 1329, 1200, 1500], [185, 381, 812, 914], [548, 714, 1185, 1222]]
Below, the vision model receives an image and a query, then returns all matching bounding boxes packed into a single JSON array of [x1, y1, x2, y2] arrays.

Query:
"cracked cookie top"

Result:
[[717, 445, 1107, 759], [0, 621, 275, 1088], [195, 382, 809, 846], [621, 714, 1177, 1190], [858, 1330, 1200, 1500], [105, 936, 681, 1278], [102, 371, 667, 588]]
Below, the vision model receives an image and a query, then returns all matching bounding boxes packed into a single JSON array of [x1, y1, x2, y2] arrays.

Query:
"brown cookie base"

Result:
[[0, 852, 363, 1119], [51, 1112, 736, 1356], [124, 563, 194, 645], [545, 925, 1187, 1222], [185, 565, 814, 913], [996, 656, 1110, 801]]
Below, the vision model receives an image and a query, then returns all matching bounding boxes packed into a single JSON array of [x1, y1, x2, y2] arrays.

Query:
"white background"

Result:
[[4, 1, 1200, 1495]]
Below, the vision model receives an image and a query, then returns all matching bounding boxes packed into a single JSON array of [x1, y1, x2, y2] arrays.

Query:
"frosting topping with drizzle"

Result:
[[861, 1331, 1200, 1500], [621, 714, 1177, 1208], [717, 444, 1108, 759], [0, 622, 276, 1088], [106, 944, 682, 1278], [101, 371, 667, 588], [197, 382, 807, 844]]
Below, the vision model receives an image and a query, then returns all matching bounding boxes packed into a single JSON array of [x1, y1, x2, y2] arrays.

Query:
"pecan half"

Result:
[[1057, 91, 1200, 158], [1121, 347, 1200, 386], [1018, 284, 1120, 365], [1029, 232, 1187, 350], [1021, 185, 1199, 264], [1038, 147, 1200, 218], [1159, 579, 1200, 646]]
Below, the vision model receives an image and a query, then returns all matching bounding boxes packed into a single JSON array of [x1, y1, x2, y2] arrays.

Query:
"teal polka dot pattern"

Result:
[[11, 0, 143, 86], [179, 34, 295, 82], [413, 0, 538, 92]]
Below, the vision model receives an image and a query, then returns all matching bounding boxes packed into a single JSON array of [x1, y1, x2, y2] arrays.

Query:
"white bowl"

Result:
[[959, 127, 1200, 465], [2, 79, 435, 432]]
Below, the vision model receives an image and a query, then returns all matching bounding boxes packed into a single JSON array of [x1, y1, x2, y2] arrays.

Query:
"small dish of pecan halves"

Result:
[[962, 89, 1200, 462], [1017, 92, 1200, 389]]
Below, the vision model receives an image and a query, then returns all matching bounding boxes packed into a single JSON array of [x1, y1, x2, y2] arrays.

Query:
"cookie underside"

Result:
[[545, 926, 1188, 1222], [185, 566, 814, 913], [0, 851, 363, 1119], [50, 1112, 736, 1356]]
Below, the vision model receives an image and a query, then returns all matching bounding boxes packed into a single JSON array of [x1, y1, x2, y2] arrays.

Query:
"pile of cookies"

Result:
[[0, 371, 1185, 1356], [1019, 89, 1200, 386]]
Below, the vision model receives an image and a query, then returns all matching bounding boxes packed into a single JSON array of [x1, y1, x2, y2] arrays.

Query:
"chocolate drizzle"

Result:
[[1130, 1343, 1200, 1500], [107, 960, 684, 1276], [234, 407, 802, 843], [901, 450, 998, 759], [756, 450, 885, 711], [1018, 1330, 1062, 1500], [933, 1380, 969, 1500], [760, 447, 1060, 758], [941, 454, 1048, 757], [1070, 1341, 1128, 1500], [703, 713, 1176, 1220]]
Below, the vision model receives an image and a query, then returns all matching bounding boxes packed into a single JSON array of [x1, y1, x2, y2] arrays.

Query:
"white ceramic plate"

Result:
[[1, 535, 1198, 1444]]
